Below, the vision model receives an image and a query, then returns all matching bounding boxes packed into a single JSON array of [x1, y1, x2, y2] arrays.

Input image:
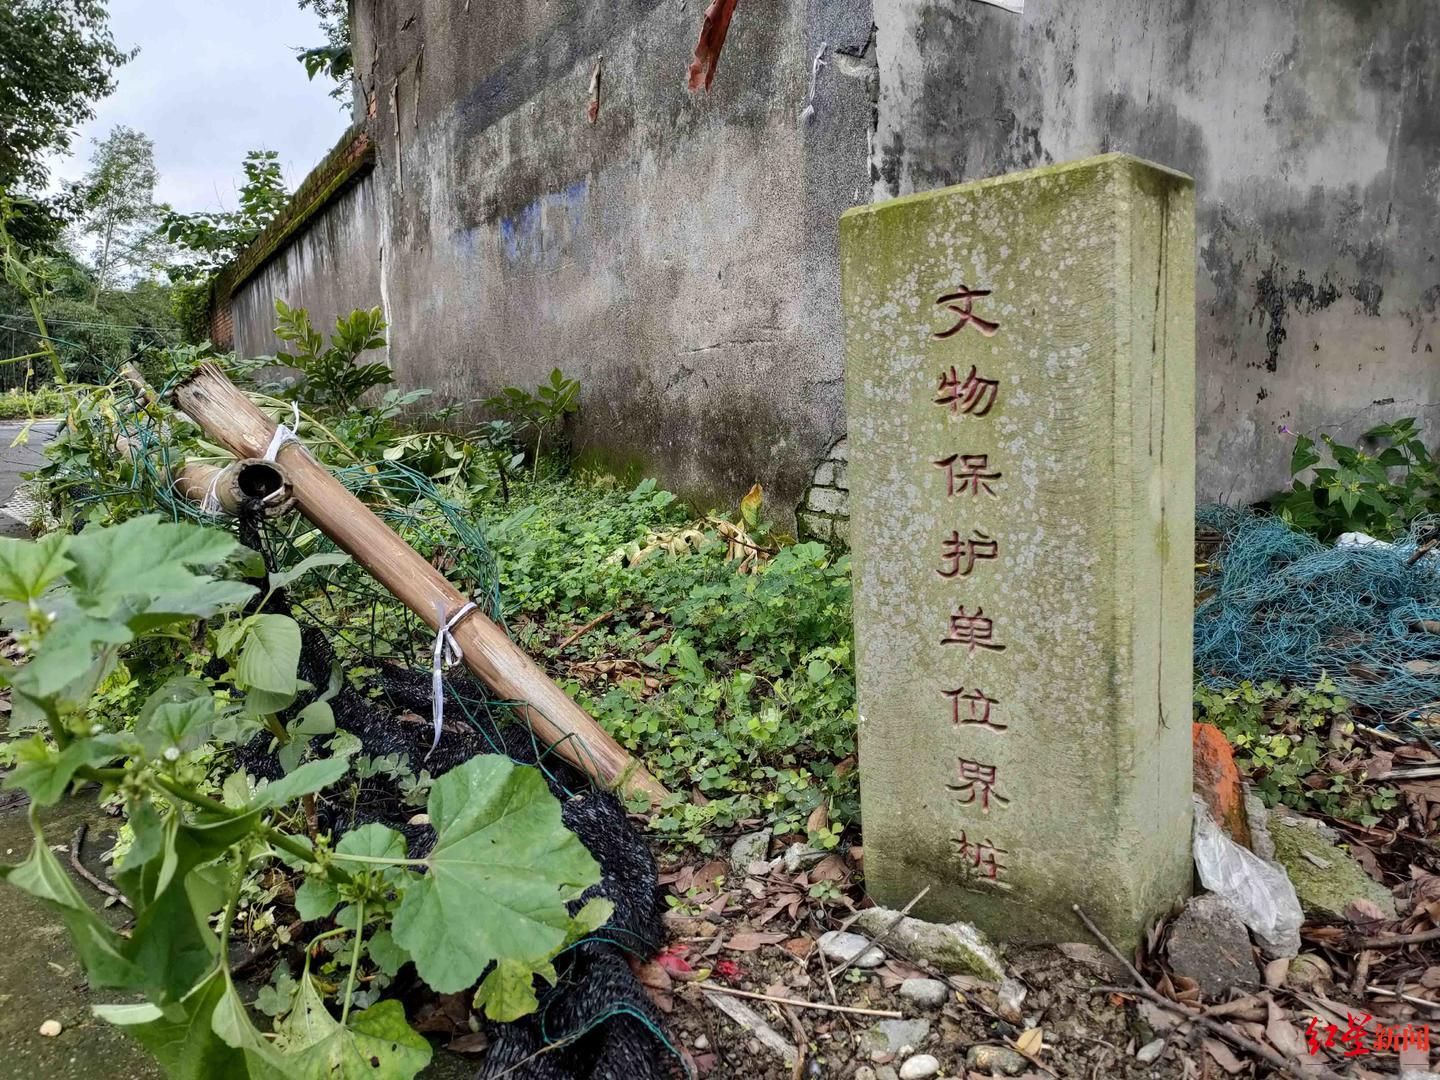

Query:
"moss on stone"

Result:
[[1270, 819, 1395, 921]]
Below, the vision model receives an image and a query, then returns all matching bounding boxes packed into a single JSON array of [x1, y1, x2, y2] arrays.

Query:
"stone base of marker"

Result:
[[840, 154, 1196, 951]]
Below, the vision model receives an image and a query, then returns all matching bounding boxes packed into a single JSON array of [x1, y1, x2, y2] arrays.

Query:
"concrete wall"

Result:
[[231, 172, 384, 358], [342, 0, 875, 518], [877, 0, 1440, 504], [229, 0, 1440, 515]]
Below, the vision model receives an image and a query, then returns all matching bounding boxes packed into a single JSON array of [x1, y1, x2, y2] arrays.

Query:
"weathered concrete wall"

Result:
[[346, 0, 875, 518], [232, 173, 384, 358], [876, 0, 1440, 504], [226, 0, 1439, 514]]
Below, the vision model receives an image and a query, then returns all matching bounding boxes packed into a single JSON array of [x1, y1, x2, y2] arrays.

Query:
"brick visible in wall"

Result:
[[209, 288, 234, 351], [797, 437, 850, 546]]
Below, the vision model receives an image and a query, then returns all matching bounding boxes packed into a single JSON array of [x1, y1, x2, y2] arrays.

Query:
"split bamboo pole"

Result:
[[173, 362, 668, 806], [115, 365, 295, 519]]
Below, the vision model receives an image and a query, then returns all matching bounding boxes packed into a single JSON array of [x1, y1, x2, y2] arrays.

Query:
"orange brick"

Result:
[[1193, 722, 1253, 849]]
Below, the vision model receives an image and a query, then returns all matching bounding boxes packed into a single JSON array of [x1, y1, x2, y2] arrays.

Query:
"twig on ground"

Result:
[[831, 884, 931, 978], [1365, 984, 1440, 1010], [69, 823, 131, 909], [1073, 904, 1345, 1080], [557, 610, 613, 650], [701, 989, 798, 1067], [1361, 926, 1440, 949], [782, 1006, 807, 1080], [700, 983, 902, 1019], [809, 914, 853, 1033]]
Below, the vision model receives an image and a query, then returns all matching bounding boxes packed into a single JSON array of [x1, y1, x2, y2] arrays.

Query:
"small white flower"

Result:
[[90, 724, 102, 735], [163, 746, 180, 762]]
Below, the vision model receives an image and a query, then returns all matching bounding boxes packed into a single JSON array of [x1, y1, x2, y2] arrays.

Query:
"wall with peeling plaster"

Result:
[[337, 0, 876, 520], [875, 0, 1440, 504], [228, 0, 1438, 517]]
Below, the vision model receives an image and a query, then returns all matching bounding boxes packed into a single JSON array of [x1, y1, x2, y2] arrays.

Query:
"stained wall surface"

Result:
[[228, 0, 1440, 515]]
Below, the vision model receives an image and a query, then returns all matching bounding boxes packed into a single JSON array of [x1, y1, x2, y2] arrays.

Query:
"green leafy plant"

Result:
[[0, 518, 612, 1078], [483, 368, 580, 479], [159, 151, 289, 282], [1273, 418, 1440, 541], [473, 475, 858, 848], [1194, 676, 1398, 824], [272, 299, 391, 412]]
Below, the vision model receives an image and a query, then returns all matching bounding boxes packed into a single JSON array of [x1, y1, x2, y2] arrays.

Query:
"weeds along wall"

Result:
[[220, 0, 1440, 523]]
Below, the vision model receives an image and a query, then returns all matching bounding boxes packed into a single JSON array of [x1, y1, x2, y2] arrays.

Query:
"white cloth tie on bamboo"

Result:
[[429, 600, 478, 759], [264, 402, 302, 462], [199, 468, 225, 516]]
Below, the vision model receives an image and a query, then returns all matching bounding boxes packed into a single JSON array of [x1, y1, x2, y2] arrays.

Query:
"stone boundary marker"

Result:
[[839, 154, 1195, 949]]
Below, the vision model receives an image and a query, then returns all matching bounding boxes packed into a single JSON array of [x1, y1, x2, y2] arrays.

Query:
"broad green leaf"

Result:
[[473, 957, 544, 1022], [0, 533, 71, 603], [210, 971, 287, 1075], [96, 967, 249, 1080], [255, 757, 349, 808], [138, 695, 216, 760], [392, 756, 601, 994], [565, 896, 615, 945], [5, 734, 120, 806], [0, 808, 146, 989], [366, 928, 409, 977], [119, 812, 262, 1002], [266, 552, 351, 592], [336, 822, 406, 860], [237, 614, 302, 695], [121, 796, 167, 872], [292, 700, 335, 736], [294, 875, 340, 921], [65, 516, 239, 605], [9, 610, 131, 699], [271, 972, 430, 1079], [215, 615, 253, 659]]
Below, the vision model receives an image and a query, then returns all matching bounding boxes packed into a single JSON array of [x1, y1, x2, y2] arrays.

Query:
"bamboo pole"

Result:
[[173, 362, 668, 805], [171, 458, 296, 518]]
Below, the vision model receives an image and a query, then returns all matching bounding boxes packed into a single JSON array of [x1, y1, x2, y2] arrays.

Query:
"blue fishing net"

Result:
[[1195, 505, 1440, 720]]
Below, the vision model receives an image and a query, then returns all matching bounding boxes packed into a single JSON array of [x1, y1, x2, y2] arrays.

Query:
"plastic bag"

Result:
[[1192, 797, 1302, 956]]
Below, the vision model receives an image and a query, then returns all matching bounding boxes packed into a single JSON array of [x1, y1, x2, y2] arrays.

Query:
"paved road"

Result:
[[0, 420, 58, 538]]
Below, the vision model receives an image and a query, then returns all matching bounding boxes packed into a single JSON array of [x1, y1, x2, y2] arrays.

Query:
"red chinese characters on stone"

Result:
[[937, 529, 998, 578], [933, 286, 1000, 338], [941, 605, 1005, 652], [935, 365, 999, 417], [948, 757, 1010, 812], [944, 687, 1005, 731], [951, 830, 1009, 881], [933, 454, 1001, 497]]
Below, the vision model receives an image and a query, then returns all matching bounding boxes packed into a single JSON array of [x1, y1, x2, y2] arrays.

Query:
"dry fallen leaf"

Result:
[[1015, 1027, 1044, 1056], [1263, 957, 1290, 989], [1264, 997, 1307, 1060], [1203, 1037, 1247, 1074], [724, 931, 787, 952]]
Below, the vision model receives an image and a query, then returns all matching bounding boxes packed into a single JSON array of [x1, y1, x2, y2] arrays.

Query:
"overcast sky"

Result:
[[48, 0, 349, 213]]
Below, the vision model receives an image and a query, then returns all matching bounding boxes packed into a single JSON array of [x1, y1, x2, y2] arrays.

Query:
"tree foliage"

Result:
[[0, 0, 135, 192], [159, 151, 289, 282], [296, 0, 352, 105], [73, 126, 163, 300]]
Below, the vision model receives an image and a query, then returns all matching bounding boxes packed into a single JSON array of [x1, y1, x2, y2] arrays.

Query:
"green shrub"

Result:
[[1273, 418, 1440, 541], [478, 475, 858, 848], [0, 387, 65, 419]]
